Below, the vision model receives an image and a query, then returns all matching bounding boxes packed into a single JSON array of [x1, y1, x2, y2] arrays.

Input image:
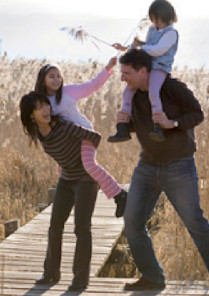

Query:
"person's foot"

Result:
[[35, 274, 60, 284], [149, 123, 165, 142], [108, 123, 131, 143], [124, 276, 165, 291], [113, 189, 127, 218], [67, 282, 87, 291]]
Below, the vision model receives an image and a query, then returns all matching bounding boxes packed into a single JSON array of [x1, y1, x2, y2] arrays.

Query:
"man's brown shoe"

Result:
[[124, 276, 165, 291]]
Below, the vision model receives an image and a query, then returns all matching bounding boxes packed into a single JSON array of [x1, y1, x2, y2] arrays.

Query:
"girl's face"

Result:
[[31, 101, 51, 126], [151, 16, 167, 30], [44, 68, 63, 96]]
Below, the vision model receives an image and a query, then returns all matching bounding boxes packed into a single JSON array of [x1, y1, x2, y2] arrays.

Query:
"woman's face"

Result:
[[44, 68, 63, 96], [31, 101, 51, 126]]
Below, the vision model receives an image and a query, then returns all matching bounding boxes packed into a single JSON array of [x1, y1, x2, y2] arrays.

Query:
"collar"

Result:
[[154, 24, 173, 32]]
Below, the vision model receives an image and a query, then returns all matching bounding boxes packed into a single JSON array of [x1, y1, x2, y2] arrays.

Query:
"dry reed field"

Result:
[[0, 53, 209, 280]]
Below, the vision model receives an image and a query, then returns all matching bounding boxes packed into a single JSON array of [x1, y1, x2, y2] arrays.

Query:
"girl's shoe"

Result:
[[113, 189, 127, 217]]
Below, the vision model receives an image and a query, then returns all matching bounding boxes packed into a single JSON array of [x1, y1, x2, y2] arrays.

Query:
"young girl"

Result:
[[108, 0, 178, 143], [20, 91, 104, 291], [35, 57, 126, 218]]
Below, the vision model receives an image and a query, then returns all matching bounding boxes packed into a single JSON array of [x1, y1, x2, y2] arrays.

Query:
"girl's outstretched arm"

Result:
[[64, 57, 117, 100]]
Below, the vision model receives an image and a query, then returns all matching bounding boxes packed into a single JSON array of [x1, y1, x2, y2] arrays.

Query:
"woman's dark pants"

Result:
[[43, 178, 98, 285]]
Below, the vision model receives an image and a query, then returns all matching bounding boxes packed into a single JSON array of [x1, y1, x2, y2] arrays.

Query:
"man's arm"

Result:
[[153, 80, 204, 130]]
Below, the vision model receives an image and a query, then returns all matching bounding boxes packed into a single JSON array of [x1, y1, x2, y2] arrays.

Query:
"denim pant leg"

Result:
[[124, 160, 165, 283], [162, 156, 209, 271], [72, 181, 98, 285], [44, 178, 75, 278]]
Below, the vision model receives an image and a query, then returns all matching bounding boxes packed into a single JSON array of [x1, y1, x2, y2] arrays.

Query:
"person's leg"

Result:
[[43, 178, 74, 279], [108, 86, 134, 143], [69, 181, 98, 290], [149, 69, 167, 142], [81, 141, 127, 217], [124, 160, 165, 283], [121, 85, 136, 114], [81, 141, 121, 199], [149, 69, 166, 114], [163, 155, 209, 271]]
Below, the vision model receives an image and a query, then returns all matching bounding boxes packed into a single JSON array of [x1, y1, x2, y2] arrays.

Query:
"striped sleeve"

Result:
[[65, 121, 101, 148]]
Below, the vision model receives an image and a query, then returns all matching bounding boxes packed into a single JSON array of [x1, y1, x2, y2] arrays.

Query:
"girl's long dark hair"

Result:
[[20, 91, 51, 146], [35, 64, 63, 104]]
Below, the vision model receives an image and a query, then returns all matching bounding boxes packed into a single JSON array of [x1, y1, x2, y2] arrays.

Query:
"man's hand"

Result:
[[117, 110, 131, 123], [152, 112, 174, 129]]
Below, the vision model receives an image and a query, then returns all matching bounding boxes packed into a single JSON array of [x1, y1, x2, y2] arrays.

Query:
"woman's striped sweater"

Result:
[[38, 119, 101, 181]]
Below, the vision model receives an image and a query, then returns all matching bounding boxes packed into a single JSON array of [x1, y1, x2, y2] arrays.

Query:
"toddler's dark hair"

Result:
[[149, 0, 177, 25]]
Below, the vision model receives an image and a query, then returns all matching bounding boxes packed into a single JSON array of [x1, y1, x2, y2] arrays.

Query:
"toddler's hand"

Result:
[[131, 37, 145, 48], [112, 43, 128, 51]]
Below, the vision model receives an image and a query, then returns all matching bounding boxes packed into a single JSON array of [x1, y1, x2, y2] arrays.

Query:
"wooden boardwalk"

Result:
[[0, 187, 209, 296]]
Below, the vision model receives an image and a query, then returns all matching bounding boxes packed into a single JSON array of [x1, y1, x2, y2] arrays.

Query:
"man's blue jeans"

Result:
[[124, 155, 209, 283]]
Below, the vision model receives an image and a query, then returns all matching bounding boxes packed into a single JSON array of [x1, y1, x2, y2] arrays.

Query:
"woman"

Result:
[[20, 91, 102, 291]]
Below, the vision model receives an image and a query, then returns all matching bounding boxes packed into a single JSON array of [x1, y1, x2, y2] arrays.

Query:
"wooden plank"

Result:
[[0, 188, 209, 296]]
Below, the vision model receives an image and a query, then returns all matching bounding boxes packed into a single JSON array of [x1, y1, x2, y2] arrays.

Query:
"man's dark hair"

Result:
[[119, 48, 152, 72]]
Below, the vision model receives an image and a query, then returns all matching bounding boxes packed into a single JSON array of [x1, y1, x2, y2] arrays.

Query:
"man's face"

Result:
[[120, 64, 148, 91]]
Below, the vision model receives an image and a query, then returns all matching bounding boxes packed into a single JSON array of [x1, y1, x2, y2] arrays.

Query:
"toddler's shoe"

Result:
[[149, 123, 165, 142], [108, 123, 131, 143]]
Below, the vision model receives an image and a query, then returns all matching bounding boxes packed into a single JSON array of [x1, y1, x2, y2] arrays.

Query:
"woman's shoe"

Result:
[[67, 282, 87, 291], [35, 274, 60, 284]]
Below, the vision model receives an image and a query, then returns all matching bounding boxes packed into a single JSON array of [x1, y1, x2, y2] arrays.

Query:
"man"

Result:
[[117, 48, 209, 291]]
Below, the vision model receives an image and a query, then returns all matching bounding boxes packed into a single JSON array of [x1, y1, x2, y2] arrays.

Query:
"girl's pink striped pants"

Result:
[[81, 140, 121, 199]]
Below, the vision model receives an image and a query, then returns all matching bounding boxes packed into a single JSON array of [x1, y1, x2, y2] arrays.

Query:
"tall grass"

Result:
[[0, 54, 209, 280]]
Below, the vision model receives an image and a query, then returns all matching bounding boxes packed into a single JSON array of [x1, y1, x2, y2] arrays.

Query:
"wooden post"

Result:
[[48, 188, 55, 205], [4, 220, 20, 238], [0, 255, 5, 296]]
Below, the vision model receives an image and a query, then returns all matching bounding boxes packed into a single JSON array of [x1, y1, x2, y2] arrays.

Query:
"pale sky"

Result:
[[1, 0, 208, 18], [0, 0, 209, 68]]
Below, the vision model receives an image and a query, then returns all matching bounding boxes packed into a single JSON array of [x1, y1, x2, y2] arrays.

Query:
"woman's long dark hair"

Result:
[[35, 64, 63, 104], [20, 91, 51, 146]]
